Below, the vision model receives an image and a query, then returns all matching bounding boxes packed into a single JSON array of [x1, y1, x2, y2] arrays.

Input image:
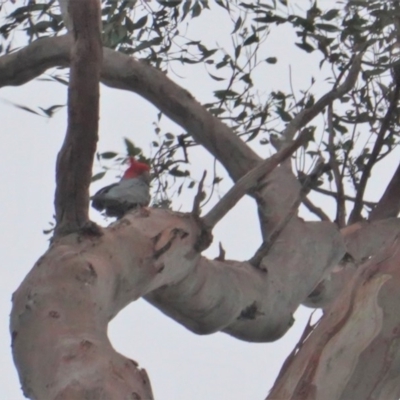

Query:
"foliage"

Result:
[[2, 0, 400, 222]]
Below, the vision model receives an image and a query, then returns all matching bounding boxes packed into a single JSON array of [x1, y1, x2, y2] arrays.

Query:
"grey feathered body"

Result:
[[91, 177, 150, 218]]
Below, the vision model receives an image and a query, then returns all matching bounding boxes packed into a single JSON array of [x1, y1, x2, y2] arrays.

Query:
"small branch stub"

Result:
[[192, 170, 207, 216]]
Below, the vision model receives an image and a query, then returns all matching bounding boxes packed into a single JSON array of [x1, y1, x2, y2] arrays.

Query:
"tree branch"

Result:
[[54, 3, 102, 236], [201, 131, 308, 229], [0, 35, 260, 182], [311, 186, 376, 208], [348, 73, 400, 224], [302, 197, 331, 221]]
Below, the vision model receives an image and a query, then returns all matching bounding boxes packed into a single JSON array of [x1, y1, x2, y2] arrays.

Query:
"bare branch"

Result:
[[302, 197, 331, 221], [311, 186, 376, 208], [327, 104, 346, 227], [54, 1, 102, 236], [201, 132, 308, 230], [348, 76, 400, 224]]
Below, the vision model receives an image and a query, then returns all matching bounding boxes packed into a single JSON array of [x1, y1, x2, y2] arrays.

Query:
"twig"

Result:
[[201, 131, 309, 230], [177, 134, 189, 163], [311, 186, 376, 208], [54, 0, 102, 237], [302, 197, 330, 221], [192, 170, 207, 215], [327, 103, 346, 227]]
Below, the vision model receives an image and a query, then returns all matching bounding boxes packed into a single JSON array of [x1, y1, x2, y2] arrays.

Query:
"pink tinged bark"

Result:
[[269, 238, 400, 400]]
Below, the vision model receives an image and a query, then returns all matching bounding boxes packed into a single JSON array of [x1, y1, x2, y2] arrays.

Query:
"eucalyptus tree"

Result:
[[2, 0, 400, 398]]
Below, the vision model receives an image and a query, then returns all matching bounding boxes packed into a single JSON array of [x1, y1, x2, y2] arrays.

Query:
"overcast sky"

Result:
[[1, 1, 398, 399]]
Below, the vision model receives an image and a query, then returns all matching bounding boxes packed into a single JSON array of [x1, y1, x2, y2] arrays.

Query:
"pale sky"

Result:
[[0, 1, 396, 398]]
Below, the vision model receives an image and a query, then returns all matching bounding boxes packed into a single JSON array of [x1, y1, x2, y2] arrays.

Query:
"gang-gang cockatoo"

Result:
[[91, 157, 151, 218]]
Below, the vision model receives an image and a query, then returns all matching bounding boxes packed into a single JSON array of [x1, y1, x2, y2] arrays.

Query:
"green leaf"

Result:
[[192, 2, 202, 18], [243, 33, 259, 46], [169, 167, 190, 177], [315, 23, 339, 32], [254, 14, 287, 24], [214, 89, 239, 99], [215, 0, 227, 9], [124, 137, 141, 156], [232, 16, 242, 33], [91, 171, 106, 182], [158, 0, 181, 6], [240, 73, 252, 84], [208, 72, 225, 81], [130, 15, 148, 30], [235, 44, 242, 58], [100, 152, 118, 159], [182, 0, 192, 19], [322, 9, 340, 21], [246, 129, 259, 142], [180, 57, 201, 64], [295, 42, 314, 53]]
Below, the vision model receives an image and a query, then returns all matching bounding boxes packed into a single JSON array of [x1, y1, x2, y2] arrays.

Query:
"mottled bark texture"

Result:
[[5, 1, 400, 398]]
